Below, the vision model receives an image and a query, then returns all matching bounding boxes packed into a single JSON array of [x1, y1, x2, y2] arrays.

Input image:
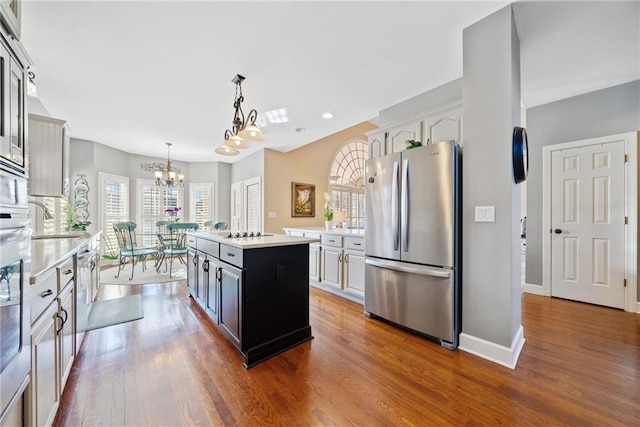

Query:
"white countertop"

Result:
[[189, 231, 319, 249], [283, 227, 365, 237], [30, 235, 92, 283]]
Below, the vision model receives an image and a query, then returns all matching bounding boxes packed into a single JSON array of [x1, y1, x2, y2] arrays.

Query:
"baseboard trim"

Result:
[[522, 283, 545, 296], [636, 301, 640, 314], [459, 325, 525, 369]]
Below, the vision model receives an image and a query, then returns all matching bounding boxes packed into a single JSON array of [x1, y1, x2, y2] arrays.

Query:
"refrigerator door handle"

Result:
[[365, 258, 451, 278], [401, 158, 409, 252], [391, 160, 399, 251]]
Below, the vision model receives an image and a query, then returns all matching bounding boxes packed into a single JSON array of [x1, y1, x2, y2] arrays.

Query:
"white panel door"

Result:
[[550, 140, 626, 308]]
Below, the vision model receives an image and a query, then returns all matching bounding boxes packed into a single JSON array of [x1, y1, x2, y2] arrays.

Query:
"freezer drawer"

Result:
[[364, 258, 457, 347]]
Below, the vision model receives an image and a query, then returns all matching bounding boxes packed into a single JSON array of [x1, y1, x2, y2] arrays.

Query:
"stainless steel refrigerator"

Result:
[[364, 140, 461, 349]]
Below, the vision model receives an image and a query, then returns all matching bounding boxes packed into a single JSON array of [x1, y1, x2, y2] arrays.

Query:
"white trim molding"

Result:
[[459, 326, 525, 370], [522, 283, 545, 296]]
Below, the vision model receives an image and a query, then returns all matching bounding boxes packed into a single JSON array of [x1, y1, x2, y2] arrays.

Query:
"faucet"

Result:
[[28, 199, 54, 220]]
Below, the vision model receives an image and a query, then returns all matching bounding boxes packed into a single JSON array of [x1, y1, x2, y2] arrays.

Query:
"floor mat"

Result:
[[79, 294, 144, 332]]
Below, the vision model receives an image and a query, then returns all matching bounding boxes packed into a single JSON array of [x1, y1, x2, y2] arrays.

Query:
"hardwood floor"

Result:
[[54, 281, 640, 426]]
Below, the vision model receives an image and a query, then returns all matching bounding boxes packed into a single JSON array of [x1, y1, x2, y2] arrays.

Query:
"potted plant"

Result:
[[323, 192, 334, 230], [405, 139, 422, 150]]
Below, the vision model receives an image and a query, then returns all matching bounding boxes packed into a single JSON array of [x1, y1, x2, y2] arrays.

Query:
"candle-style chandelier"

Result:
[[152, 142, 184, 187], [215, 74, 266, 156]]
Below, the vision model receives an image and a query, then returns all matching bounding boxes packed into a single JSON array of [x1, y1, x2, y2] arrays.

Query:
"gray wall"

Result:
[[525, 80, 640, 297], [231, 149, 265, 183], [462, 5, 522, 347], [69, 139, 229, 233], [378, 78, 463, 128]]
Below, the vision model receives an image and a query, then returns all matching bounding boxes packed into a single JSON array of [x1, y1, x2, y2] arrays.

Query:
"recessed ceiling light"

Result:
[[295, 127, 306, 133], [322, 112, 334, 119]]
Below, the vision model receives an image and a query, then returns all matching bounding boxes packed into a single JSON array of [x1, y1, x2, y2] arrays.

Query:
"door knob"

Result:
[[553, 229, 562, 234]]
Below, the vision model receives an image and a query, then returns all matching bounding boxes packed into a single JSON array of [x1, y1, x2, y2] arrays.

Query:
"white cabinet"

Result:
[[29, 302, 59, 427], [28, 114, 70, 197], [367, 129, 386, 159], [0, 37, 27, 175], [343, 249, 365, 297], [386, 120, 422, 155], [309, 243, 321, 282], [321, 246, 343, 290], [28, 256, 76, 427], [366, 102, 463, 159], [422, 105, 463, 146]]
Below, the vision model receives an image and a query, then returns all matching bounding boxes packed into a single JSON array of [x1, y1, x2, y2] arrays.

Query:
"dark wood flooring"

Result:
[[54, 281, 640, 426]]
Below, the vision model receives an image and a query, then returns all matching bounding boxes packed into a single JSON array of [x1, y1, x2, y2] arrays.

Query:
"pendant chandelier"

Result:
[[154, 142, 184, 187], [215, 74, 266, 156]]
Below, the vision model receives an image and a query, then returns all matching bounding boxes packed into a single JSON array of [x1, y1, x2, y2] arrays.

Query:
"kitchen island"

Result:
[[186, 231, 318, 368]]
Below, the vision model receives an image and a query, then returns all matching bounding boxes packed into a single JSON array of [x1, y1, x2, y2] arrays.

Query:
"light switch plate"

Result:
[[268, 211, 277, 218], [475, 206, 495, 223]]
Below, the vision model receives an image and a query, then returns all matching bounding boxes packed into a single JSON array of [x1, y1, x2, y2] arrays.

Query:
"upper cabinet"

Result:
[[0, 0, 21, 40], [28, 114, 70, 197], [366, 102, 463, 159], [0, 33, 26, 176]]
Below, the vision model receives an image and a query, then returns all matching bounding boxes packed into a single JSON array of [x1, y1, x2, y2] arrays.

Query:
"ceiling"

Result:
[[20, 1, 639, 163]]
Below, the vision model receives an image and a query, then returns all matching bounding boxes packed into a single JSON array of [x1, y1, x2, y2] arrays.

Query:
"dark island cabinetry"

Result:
[[186, 232, 315, 368]]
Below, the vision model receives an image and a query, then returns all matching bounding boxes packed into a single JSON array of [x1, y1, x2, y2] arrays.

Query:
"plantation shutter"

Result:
[[189, 183, 214, 229], [99, 172, 129, 255]]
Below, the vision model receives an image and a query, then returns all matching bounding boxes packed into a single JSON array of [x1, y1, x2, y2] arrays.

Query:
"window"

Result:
[[189, 183, 215, 229], [328, 139, 368, 228], [30, 197, 69, 234], [137, 179, 183, 246], [98, 172, 129, 255]]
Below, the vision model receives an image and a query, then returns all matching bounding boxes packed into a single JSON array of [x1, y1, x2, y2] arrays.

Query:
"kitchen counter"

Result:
[[188, 230, 319, 249], [282, 226, 365, 237], [30, 235, 92, 284]]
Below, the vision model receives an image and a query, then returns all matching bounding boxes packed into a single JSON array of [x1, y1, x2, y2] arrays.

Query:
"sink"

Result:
[[32, 233, 83, 240]]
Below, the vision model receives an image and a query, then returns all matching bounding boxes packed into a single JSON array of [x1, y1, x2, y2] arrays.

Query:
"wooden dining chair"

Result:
[[157, 222, 199, 277], [113, 222, 159, 280]]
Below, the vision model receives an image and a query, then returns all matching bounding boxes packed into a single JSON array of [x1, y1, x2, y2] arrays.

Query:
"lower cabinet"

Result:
[[321, 246, 343, 289], [29, 282, 75, 427], [219, 262, 242, 350], [309, 243, 321, 282], [204, 256, 219, 324], [343, 249, 365, 297], [29, 303, 59, 427], [186, 248, 198, 299]]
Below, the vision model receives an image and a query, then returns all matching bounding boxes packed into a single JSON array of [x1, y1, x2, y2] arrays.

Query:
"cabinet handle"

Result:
[[203, 259, 209, 273], [216, 267, 222, 281], [353, 242, 362, 246], [61, 307, 68, 323], [329, 239, 335, 243], [345, 254, 349, 263], [226, 252, 235, 257], [56, 313, 64, 334], [63, 269, 73, 275], [40, 289, 53, 298], [338, 253, 342, 263]]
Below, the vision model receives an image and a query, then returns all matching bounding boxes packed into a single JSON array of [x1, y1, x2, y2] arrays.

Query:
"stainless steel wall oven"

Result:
[[0, 168, 30, 423]]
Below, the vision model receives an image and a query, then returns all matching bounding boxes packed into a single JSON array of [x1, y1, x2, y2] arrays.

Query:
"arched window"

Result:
[[328, 139, 368, 228]]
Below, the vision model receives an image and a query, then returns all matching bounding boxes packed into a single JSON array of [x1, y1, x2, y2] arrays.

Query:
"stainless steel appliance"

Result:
[[364, 140, 461, 349], [0, 169, 31, 423]]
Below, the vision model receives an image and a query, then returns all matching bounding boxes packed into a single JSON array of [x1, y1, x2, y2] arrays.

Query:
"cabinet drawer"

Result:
[[198, 238, 219, 257], [31, 268, 57, 324], [305, 232, 321, 239], [344, 237, 364, 251], [321, 235, 342, 248], [186, 234, 197, 249], [220, 244, 243, 268], [56, 257, 75, 292]]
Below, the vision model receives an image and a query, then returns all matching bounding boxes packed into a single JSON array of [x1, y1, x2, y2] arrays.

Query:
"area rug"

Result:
[[100, 264, 187, 285], [78, 294, 144, 332]]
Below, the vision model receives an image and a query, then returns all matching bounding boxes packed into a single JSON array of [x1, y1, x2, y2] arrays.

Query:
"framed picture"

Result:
[[291, 182, 315, 217]]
